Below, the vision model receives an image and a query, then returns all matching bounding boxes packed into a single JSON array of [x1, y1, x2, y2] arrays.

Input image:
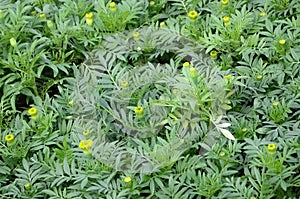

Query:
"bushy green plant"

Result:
[[1, 0, 300, 198]]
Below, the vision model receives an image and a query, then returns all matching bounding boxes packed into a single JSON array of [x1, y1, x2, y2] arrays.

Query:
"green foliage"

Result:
[[0, 0, 300, 198]]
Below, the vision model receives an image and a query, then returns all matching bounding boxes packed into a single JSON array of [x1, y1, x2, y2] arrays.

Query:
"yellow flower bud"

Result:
[[242, 127, 248, 132], [121, 81, 128, 88], [256, 74, 263, 80], [221, 0, 228, 5], [47, 20, 54, 28], [124, 177, 132, 183], [219, 152, 225, 157], [134, 106, 144, 115], [85, 13, 93, 19], [24, 183, 31, 190], [259, 11, 266, 17], [150, 1, 155, 6], [272, 101, 279, 107], [39, 13, 46, 19], [160, 21, 165, 27], [133, 32, 140, 40], [189, 67, 197, 78], [210, 50, 218, 59], [183, 62, 190, 67], [83, 130, 90, 137], [278, 39, 286, 45], [68, 100, 74, 106], [86, 18, 93, 25], [85, 13, 93, 25], [109, 2, 117, 12], [223, 16, 230, 23], [224, 74, 231, 80], [10, 38, 17, 47]]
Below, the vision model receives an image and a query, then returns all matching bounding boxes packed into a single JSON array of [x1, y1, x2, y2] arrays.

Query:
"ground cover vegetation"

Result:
[[0, 0, 300, 198]]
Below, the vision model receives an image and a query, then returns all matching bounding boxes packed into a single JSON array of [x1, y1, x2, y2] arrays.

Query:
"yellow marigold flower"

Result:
[[85, 13, 93, 25], [188, 10, 198, 20], [267, 143, 276, 153], [10, 38, 17, 47], [134, 106, 144, 115], [272, 101, 279, 106], [259, 11, 266, 17], [221, 0, 228, 5], [109, 2, 117, 12], [183, 62, 190, 67], [79, 140, 94, 151], [85, 13, 93, 19], [28, 107, 38, 116], [210, 50, 218, 59], [124, 177, 132, 183], [224, 74, 231, 80], [5, 134, 14, 144], [39, 13, 46, 19], [150, 1, 155, 5], [24, 183, 31, 190], [109, 2, 116, 8], [223, 16, 230, 23], [278, 39, 286, 45]]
